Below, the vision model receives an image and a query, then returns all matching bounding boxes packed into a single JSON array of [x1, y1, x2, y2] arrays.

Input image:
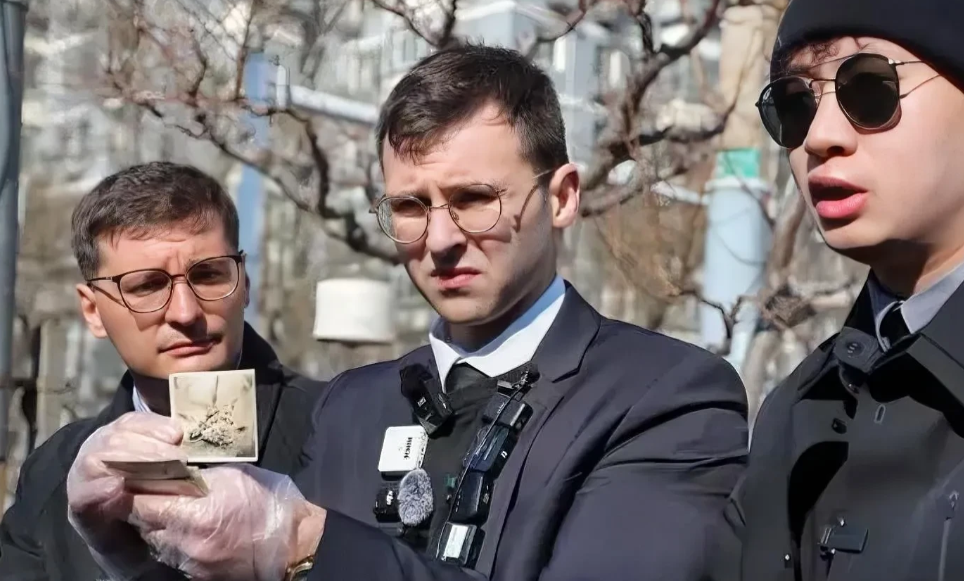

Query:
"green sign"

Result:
[[714, 148, 761, 180]]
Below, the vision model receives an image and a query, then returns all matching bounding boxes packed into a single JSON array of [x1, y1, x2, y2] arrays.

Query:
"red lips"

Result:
[[432, 267, 480, 291], [808, 175, 869, 221], [162, 337, 217, 356]]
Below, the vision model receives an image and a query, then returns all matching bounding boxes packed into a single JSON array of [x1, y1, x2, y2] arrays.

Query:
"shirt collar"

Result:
[[132, 386, 155, 414], [429, 275, 566, 390], [869, 259, 964, 350]]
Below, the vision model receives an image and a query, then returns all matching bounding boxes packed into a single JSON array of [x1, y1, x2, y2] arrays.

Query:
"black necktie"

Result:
[[880, 303, 910, 348], [445, 363, 488, 393]]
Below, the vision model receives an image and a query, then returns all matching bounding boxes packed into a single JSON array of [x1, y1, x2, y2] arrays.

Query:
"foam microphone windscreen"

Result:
[[398, 468, 434, 527]]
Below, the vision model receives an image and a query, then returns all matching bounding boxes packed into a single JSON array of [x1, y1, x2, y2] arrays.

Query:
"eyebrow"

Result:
[[185, 254, 230, 269], [783, 55, 841, 78], [386, 179, 508, 198], [783, 43, 885, 79], [783, 62, 815, 77]]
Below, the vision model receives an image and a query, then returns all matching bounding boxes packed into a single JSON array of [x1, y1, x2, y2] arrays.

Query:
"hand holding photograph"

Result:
[[169, 369, 259, 463], [103, 459, 209, 497]]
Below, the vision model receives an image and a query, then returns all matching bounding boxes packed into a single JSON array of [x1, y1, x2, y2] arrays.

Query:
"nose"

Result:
[[424, 207, 468, 256], [164, 279, 204, 326], [803, 91, 858, 159]]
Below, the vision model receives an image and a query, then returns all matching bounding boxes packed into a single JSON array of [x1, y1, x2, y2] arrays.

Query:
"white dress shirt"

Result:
[[429, 275, 566, 390], [132, 386, 154, 414]]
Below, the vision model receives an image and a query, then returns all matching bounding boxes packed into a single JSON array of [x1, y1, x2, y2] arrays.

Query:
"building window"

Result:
[[535, 41, 552, 69], [402, 35, 417, 63], [607, 50, 624, 89], [391, 31, 426, 70], [358, 55, 374, 90], [348, 49, 381, 94], [390, 31, 406, 69], [416, 38, 430, 59], [597, 48, 627, 92], [552, 37, 567, 72]]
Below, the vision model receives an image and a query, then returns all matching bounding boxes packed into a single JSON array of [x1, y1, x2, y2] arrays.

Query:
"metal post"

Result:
[[700, 176, 771, 367], [0, 0, 27, 504], [238, 53, 267, 331]]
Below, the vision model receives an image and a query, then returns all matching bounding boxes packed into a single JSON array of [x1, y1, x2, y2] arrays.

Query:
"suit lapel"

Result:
[[234, 324, 288, 461], [842, 282, 875, 335], [792, 280, 873, 400], [252, 363, 285, 462], [474, 286, 601, 576], [399, 346, 437, 381]]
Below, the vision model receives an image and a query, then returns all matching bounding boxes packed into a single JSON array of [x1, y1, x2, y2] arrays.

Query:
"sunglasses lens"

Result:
[[837, 54, 900, 128], [759, 78, 817, 148]]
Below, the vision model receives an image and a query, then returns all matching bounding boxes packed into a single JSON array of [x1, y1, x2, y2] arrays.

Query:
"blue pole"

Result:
[[700, 149, 772, 371], [238, 53, 267, 331]]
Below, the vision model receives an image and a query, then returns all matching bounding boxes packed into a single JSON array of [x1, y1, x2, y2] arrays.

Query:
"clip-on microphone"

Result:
[[400, 364, 453, 436]]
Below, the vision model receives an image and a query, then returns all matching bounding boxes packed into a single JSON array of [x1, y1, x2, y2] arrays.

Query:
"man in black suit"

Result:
[[72, 45, 748, 581], [0, 162, 322, 580], [712, 1, 964, 580]]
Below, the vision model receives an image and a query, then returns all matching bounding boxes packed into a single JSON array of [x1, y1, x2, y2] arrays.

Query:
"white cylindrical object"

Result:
[[313, 278, 396, 344], [700, 176, 772, 369]]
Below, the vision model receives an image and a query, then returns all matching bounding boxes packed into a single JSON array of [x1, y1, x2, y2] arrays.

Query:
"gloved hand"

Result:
[[127, 464, 320, 581], [66, 411, 186, 579]]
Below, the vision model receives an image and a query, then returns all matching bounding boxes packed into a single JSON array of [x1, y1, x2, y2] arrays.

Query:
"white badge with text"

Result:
[[378, 425, 428, 476]]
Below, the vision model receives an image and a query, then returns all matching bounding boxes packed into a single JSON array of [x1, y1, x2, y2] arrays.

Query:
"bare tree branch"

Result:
[[233, 0, 260, 100], [102, 0, 400, 262], [103, 0, 740, 266], [674, 288, 746, 355], [580, 161, 690, 217], [582, 0, 726, 194], [369, 0, 461, 48], [518, 0, 595, 58]]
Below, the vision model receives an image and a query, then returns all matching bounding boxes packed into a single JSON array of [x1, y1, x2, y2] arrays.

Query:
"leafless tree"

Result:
[[93, 0, 867, 414], [598, 169, 864, 418], [97, 0, 738, 263]]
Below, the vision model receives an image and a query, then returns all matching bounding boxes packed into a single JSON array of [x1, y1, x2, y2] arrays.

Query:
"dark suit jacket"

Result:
[[713, 279, 964, 580], [297, 284, 749, 580], [0, 324, 323, 581]]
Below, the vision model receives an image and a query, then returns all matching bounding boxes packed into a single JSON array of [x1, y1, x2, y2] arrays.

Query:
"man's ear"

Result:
[[76, 284, 108, 339], [243, 273, 251, 308], [547, 163, 581, 229]]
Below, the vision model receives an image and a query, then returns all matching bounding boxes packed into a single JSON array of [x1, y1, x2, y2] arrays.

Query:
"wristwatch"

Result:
[[285, 556, 315, 581]]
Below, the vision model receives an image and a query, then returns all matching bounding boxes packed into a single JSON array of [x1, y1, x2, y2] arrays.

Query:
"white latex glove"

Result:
[[66, 411, 187, 580], [128, 464, 312, 581]]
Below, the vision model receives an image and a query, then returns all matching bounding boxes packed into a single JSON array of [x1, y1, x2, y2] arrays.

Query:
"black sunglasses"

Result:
[[757, 53, 923, 149]]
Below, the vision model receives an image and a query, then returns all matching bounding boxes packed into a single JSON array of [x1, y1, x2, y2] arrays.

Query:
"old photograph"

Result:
[[169, 369, 258, 463]]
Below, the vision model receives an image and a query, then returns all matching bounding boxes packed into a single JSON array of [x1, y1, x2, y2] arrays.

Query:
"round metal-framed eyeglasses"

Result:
[[86, 253, 245, 314], [370, 170, 555, 244]]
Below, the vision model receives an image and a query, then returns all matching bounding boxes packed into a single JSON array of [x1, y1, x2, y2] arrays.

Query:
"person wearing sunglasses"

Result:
[[0, 161, 323, 580], [84, 44, 749, 581], [713, 1, 964, 580]]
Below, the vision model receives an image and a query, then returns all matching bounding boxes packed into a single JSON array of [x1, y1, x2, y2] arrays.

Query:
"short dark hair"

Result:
[[71, 161, 239, 279], [376, 43, 569, 174]]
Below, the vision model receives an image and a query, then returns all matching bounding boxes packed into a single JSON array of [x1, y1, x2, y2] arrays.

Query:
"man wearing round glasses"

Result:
[[0, 162, 322, 580], [81, 45, 749, 581], [86, 254, 246, 318], [715, 1, 964, 580]]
